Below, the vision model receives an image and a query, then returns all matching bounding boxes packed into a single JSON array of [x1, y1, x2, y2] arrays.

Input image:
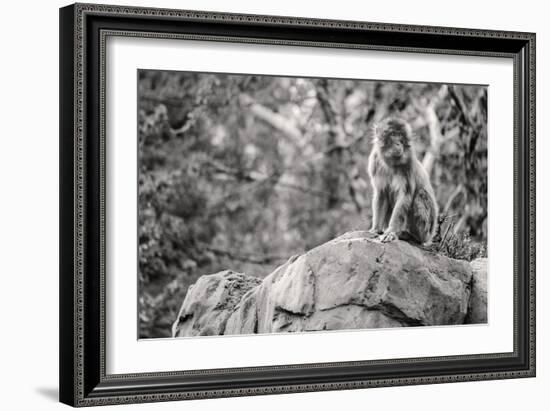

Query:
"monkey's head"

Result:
[[373, 117, 413, 167]]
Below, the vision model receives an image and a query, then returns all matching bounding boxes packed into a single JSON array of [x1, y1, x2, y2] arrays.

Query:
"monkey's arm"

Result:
[[380, 191, 411, 242], [370, 190, 388, 234]]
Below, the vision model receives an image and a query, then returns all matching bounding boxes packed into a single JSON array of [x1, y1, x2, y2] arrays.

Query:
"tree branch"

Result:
[[421, 85, 448, 175], [206, 159, 333, 199], [316, 79, 349, 210], [448, 85, 476, 129], [443, 184, 465, 215], [205, 245, 288, 265], [239, 93, 303, 140]]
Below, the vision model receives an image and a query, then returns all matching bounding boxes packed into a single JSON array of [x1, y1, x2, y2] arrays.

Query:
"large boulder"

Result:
[[172, 231, 487, 337]]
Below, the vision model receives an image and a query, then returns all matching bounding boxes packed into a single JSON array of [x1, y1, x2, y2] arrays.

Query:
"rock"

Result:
[[172, 270, 261, 337], [173, 231, 486, 337], [464, 258, 488, 324]]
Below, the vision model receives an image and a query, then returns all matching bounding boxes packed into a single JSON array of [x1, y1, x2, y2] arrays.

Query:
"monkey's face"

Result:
[[374, 118, 413, 167], [379, 133, 411, 166]]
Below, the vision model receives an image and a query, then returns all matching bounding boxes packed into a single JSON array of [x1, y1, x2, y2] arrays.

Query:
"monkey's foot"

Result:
[[368, 228, 383, 237], [380, 231, 397, 243]]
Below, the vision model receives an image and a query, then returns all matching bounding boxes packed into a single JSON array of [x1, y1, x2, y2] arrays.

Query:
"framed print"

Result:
[[59, 3, 536, 407]]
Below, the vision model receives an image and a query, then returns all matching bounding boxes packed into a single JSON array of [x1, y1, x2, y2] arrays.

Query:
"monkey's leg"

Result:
[[380, 192, 411, 243], [408, 188, 437, 244], [369, 191, 388, 234]]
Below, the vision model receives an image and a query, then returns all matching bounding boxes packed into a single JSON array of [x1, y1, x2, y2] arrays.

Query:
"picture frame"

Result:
[[59, 2, 536, 407]]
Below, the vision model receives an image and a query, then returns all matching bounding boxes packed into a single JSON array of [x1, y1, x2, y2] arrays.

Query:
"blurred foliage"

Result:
[[137, 70, 488, 338]]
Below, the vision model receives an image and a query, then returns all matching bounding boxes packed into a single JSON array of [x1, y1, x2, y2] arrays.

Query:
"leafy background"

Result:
[[137, 70, 488, 338]]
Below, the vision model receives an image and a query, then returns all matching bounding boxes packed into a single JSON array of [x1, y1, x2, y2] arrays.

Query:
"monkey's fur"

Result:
[[368, 117, 438, 244]]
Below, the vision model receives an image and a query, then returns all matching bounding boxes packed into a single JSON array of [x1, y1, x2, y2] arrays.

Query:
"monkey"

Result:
[[367, 117, 438, 245]]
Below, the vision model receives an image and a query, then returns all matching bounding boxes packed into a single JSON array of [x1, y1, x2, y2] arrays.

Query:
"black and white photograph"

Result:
[[137, 70, 488, 339]]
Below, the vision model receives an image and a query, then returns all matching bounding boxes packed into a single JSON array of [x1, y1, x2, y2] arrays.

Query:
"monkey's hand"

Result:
[[380, 231, 398, 243]]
